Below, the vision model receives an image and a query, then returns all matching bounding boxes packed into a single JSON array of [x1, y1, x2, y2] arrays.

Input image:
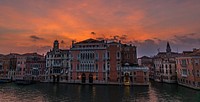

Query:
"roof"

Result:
[[75, 38, 104, 44], [139, 56, 151, 59], [154, 51, 180, 59], [178, 49, 200, 57], [22, 53, 43, 57], [107, 41, 120, 44], [47, 49, 70, 55]]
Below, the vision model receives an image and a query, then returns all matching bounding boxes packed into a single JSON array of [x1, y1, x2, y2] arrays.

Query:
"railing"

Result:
[[180, 63, 187, 67], [181, 74, 187, 77]]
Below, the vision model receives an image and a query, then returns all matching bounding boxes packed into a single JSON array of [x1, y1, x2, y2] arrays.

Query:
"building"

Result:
[[120, 65, 149, 85], [70, 39, 107, 83], [70, 38, 149, 85], [7, 53, 18, 81], [0, 53, 19, 81], [45, 40, 71, 83], [15, 53, 45, 82], [0, 54, 5, 80], [15, 54, 27, 80], [138, 56, 154, 79], [176, 49, 200, 89], [138, 56, 153, 66], [153, 42, 180, 83], [25, 53, 46, 82]]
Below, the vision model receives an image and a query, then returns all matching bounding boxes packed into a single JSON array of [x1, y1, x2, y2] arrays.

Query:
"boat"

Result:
[[15, 79, 33, 85], [124, 81, 131, 86], [0, 78, 11, 83], [15, 75, 34, 85]]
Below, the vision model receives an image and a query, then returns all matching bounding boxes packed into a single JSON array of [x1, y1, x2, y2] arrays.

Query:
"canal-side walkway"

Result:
[[41, 80, 149, 86]]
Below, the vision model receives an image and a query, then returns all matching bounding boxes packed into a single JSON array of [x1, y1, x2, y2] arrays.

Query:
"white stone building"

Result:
[[45, 40, 71, 82], [154, 42, 180, 83]]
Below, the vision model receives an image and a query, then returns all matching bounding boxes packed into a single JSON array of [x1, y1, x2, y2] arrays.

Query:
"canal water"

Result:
[[0, 82, 200, 102]]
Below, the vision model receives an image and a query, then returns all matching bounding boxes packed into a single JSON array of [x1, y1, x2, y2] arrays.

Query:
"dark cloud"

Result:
[[91, 32, 96, 35], [30, 35, 44, 41], [131, 39, 165, 57], [91, 33, 199, 57], [172, 33, 200, 44], [104, 34, 128, 42], [131, 33, 200, 57]]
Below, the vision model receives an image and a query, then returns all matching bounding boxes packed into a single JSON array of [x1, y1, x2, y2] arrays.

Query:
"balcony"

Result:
[[52, 64, 62, 67], [181, 69, 187, 77], [180, 64, 187, 67], [181, 74, 187, 77]]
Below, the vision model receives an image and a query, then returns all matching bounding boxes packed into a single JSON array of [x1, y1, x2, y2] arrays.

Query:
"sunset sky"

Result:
[[0, 0, 200, 57]]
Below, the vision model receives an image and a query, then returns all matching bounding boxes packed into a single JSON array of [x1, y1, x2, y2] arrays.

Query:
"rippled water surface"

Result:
[[0, 82, 200, 102]]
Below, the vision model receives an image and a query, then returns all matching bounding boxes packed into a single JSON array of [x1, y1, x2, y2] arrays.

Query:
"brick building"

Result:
[[0, 53, 18, 81], [176, 49, 200, 89], [70, 38, 149, 85], [25, 53, 46, 81], [15, 53, 45, 82], [138, 56, 154, 79]]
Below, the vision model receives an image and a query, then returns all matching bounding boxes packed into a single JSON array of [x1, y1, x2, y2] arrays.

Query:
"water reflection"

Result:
[[0, 82, 200, 102]]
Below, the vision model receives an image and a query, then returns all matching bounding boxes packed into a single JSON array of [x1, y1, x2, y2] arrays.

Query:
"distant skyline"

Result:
[[0, 0, 200, 57]]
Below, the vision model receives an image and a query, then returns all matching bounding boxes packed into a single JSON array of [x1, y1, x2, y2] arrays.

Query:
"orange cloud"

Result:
[[0, 0, 200, 55]]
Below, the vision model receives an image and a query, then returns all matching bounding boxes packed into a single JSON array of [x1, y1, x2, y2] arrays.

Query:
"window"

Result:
[[107, 62, 110, 70], [127, 53, 130, 59], [77, 54, 80, 60], [144, 72, 146, 75], [96, 72, 98, 80], [77, 64, 79, 70], [96, 53, 98, 60], [170, 69, 172, 74], [169, 64, 172, 68], [117, 63, 120, 70], [188, 69, 190, 75], [181, 59, 187, 66], [71, 64, 73, 70], [182, 69, 187, 77], [96, 64, 98, 71], [116, 52, 120, 59], [107, 52, 110, 59], [103, 64, 106, 70], [134, 72, 136, 75], [194, 59, 199, 66], [103, 53, 106, 59]]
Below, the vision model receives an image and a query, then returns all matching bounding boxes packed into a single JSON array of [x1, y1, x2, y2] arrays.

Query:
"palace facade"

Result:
[[154, 42, 180, 83], [70, 39, 149, 85], [45, 40, 71, 83]]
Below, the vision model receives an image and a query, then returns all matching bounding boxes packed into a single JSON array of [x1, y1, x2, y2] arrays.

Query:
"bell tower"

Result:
[[53, 40, 59, 50], [166, 42, 171, 53]]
